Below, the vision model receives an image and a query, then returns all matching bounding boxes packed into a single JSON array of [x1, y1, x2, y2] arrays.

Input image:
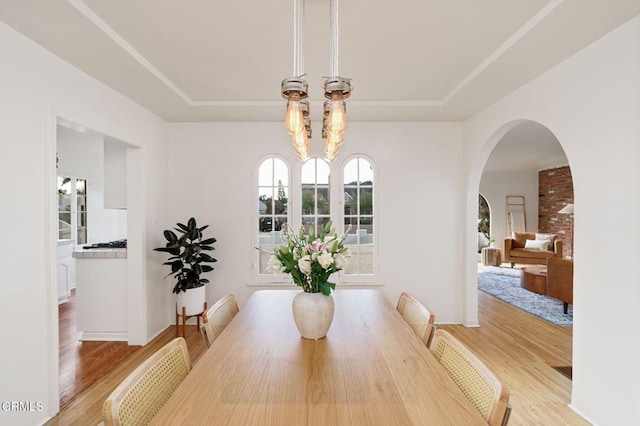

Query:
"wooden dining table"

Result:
[[151, 289, 486, 425]]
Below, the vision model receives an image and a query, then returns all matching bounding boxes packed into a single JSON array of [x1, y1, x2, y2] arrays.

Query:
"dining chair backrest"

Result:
[[202, 292, 239, 347], [102, 337, 191, 426], [396, 291, 436, 346], [200, 324, 212, 348], [429, 329, 511, 426]]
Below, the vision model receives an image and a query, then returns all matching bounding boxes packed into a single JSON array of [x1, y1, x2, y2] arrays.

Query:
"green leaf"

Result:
[[201, 265, 214, 272], [199, 225, 209, 232], [199, 253, 217, 262], [187, 217, 197, 230], [163, 230, 178, 243], [200, 245, 215, 251], [200, 237, 217, 245], [193, 264, 202, 275], [175, 223, 189, 232]]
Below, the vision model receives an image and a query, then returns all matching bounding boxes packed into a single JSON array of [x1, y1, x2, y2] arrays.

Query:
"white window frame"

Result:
[[251, 154, 293, 284], [251, 153, 378, 286], [339, 154, 377, 284]]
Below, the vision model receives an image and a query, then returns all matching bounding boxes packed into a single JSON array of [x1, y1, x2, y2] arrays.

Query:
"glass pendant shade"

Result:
[[285, 96, 305, 135], [291, 128, 307, 146], [327, 94, 346, 134]]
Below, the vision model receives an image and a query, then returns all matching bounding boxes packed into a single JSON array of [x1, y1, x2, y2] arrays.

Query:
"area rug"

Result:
[[478, 267, 573, 326]]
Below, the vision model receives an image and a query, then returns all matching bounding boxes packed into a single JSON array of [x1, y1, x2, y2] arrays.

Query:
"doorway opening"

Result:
[[50, 115, 145, 413]]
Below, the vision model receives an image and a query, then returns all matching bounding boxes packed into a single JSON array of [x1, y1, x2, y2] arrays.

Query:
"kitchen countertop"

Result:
[[73, 248, 127, 258]]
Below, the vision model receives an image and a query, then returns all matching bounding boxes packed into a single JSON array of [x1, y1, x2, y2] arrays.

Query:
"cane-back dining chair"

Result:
[[202, 292, 239, 348], [429, 329, 511, 426], [102, 337, 191, 426], [396, 291, 436, 346]]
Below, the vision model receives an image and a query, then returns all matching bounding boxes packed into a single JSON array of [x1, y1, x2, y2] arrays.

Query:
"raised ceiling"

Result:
[[1, 1, 639, 123]]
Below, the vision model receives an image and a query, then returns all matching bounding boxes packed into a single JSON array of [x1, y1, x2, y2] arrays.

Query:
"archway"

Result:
[[465, 119, 574, 325]]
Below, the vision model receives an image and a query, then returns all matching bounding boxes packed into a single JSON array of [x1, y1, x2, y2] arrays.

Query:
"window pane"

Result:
[[316, 160, 330, 184], [275, 216, 287, 233], [273, 158, 288, 186], [258, 188, 274, 214], [342, 157, 375, 276], [359, 188, 373, 215], [317, 216, 331, 234], [359, 217, 374, 244], [259, 159, 273, 186], [257, 157, 289, 276], [76, 179, 86, 194], [274, 187, 288, 214], [259, 216, 273, 233], [302, 217, 316, 236], [358, 158, 374, 184], [301, 160, 316, 184], [317, 187, 330, 215], [301, 187, 315, 214], [344, 188, 357, 215], [344, 159, 358, 185], [259, 245, 276, 274]]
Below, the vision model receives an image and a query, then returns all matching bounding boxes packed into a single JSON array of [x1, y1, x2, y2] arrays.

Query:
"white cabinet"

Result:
[[57, 240, 75, 304], [74, 249, 128, 341]]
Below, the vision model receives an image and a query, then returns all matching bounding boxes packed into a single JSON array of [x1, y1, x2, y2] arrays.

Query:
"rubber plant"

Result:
[[154, 217, 217, 294]]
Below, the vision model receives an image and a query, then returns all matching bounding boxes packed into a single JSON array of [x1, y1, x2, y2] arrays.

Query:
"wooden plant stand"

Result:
[[176, 302, 208, 338]]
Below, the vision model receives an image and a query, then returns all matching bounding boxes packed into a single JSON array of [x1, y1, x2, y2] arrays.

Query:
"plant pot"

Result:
[[292, 291, 335, 340], [177, 285, 206, 316]]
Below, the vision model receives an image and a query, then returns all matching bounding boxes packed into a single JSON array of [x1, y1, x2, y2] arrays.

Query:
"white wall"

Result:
[[479, 170, 539, 250], [167, 121, 467, 323], [0, 21, 169, 424], [57, 125, 127, 243], [464, 15, 640, 425]]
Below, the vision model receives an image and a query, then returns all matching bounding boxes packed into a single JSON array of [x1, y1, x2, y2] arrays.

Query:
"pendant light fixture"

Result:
[[281, 0, 310, 161], [281, 0, 351, 162], [322, 0, 351, 161]]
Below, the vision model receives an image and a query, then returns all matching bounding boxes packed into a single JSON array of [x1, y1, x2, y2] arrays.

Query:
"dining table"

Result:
[[151, 289, 486, 425]]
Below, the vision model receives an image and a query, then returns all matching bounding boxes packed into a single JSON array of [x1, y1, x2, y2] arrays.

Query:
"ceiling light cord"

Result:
[[330, 0, 338, 77]]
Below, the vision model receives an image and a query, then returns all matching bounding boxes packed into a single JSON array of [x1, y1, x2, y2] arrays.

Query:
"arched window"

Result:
[[256, 156, 289, 274], [342, 157, 375, 276], [301, 158, 331, 235]]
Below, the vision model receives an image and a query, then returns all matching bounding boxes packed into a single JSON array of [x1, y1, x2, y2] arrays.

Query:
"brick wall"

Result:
[[538, 166, 573, 258]]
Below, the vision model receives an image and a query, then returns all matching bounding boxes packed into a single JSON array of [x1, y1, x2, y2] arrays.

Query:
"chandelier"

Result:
[[281, 0, 352, 162]]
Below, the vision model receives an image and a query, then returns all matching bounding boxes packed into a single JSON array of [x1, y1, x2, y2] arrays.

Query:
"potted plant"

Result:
[[260, 221, 350, 339], [155, 217, 217, 315]]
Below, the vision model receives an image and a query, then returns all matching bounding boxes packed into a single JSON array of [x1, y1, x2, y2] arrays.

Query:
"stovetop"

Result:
[[82, 239, 127, 249]]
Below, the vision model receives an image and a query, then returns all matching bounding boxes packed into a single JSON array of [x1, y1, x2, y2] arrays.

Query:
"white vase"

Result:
[[292, 291, 335, 340], [176, 285, 206, 316]]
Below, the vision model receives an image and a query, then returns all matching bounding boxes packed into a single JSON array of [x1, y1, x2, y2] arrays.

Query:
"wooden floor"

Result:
[[49, 292, 207, 425], [47, 290, 587, 425]]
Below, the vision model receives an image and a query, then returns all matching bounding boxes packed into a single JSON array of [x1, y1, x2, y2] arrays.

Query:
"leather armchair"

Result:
[[547, 257, 573, 314], [504, 232, 562, 267]]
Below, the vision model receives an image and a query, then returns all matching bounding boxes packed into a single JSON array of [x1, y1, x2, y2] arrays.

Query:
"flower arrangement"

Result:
[[263, 221, 350, 295]]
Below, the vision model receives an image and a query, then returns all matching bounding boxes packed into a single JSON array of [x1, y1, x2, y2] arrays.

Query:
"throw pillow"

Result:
[[524, 239, 549, 251], [536, 233, 556, 250], [512, 232, 532, 248]]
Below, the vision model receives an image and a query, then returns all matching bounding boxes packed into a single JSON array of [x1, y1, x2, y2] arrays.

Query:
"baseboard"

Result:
[[79, 332, 127, 341], [568, 404, 596, 425]]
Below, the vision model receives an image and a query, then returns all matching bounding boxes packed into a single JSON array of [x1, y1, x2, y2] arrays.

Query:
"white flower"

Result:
[[333, 253, 347, 269], [317, 252, 334, 269], [266, 255, 286, 274], [298, 255, 312, 275]]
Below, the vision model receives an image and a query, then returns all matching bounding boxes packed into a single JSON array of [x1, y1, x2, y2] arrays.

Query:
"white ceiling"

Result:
[[1, 0, 640, 125], [1, 1, 636, 171]]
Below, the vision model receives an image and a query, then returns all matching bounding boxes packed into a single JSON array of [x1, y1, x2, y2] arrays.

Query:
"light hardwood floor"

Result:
[[47, 290, 587, 425]]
